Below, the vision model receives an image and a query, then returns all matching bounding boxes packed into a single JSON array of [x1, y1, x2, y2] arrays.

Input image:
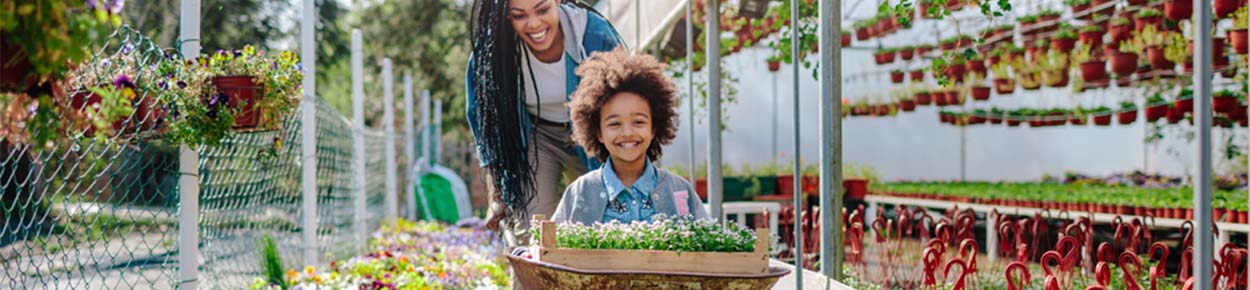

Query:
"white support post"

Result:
[[351, 29, 367, 250], [403, 74, 417, 220], [383, 59, 399, 226], [707, 0, 723, 224], [299, 0, 319, 267], [177, 2, 201, 288], [1193, 0, 1214, 285], [686, 0, 696, 184], [987, 211, 999, 262], [819, 0, 842, 280], [433, 99, 443, 165]]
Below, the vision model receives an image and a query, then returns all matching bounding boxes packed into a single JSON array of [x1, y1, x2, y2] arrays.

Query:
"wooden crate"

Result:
[[531, 215, 770, 275]]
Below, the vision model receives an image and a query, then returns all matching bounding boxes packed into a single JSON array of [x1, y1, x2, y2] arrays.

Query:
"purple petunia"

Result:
[[113, 74, 134, 89], [108, 0, 124, 14]]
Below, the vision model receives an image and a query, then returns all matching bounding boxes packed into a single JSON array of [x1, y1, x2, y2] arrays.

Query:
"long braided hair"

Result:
[[470, 0, 534, 225]]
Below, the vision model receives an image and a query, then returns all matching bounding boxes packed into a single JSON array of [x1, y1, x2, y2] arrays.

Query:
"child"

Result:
[[551, 49, 709, 225]]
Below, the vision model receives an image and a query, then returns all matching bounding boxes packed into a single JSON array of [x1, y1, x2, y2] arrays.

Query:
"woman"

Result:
[[466, 0, 624, 246]]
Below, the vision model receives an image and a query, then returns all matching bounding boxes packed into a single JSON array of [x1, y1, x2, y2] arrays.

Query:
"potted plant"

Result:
[[910, 69, 925, 82], [1014, 58, 1043, 90], [1145, 93, 1169, 122], [202, 46, 303, 130], [1039, 9, 1064, 31], [1214, 90, 1240, 114], [1136, 9, 1164, 31], [1164, 0, 1193, 21], [1068, 108, 1088, 125], [943, 55, 968, 83], [996, 24, 1016, 42], [875, 48, 897, 64], [0, 1, 124, 92], [916, 44, 935, 56], [1163, 32, 1191, 73], [1073, 45, 1108, 84], [1136, 26, 1174, 72], [1118, 101, 1138, 124], [915, 89, 933, 105], [897, 92, 917, 112], [988, 108, 1005, 124], [990, 62, 1016, 94], [1078, 25, 1106, 48], [855, 20, 873, 41], [1090, 106, 1114, 126], [767, 55, 782, 72], [1051, 24, 1080, 51], [968, 73, 991, 101], [940, 37, 959, 50], [1109, 17, 1134, 44], [1232, 7, 1248, 54], [1112, 38, 1143, 77], [1018, 15, 1041, 36], [899, 45, 916, 60], [1040, 51, 1070, 87], [890, 69, 905, 83], [64, 51, 176, 138], [1066, 0, 1093, 18]]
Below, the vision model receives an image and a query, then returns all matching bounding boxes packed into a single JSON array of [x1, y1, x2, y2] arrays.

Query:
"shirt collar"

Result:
[[601, 159, 657, 201]]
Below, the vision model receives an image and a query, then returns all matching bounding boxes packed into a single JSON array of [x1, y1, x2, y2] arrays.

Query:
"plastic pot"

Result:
[[1051, 37, 1077, 52], [1110, 51, 1139, 76], [1079, 31, 1104, 48], [910, 70, 925, 82], [768, 60, 781, 72], [971, 86, 991, 101], [898, 100, 917, 111], [1146, 105, 1169, 122], [1093, 114, 1113, 126], [890, 71, 905, 83], [1214, 95, 1237, 114], [1231, 29, 1248, 54], [1080, 61, 1109, 83], [1147, 46, 1174, 71], [1165, 0, 1193, 21], [1118, 110, 1138, 124], [1135, 15, 1162, 31], [212, 75, 263, 129], [915, 91, 933, 105], [994, 78, 1015, 94]]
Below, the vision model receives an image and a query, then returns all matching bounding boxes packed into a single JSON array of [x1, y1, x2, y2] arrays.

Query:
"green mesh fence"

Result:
[[2, 27, 402, 290]]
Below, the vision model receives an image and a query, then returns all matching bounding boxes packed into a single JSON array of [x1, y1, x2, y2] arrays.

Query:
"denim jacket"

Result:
[[465, 3, 624, 168]]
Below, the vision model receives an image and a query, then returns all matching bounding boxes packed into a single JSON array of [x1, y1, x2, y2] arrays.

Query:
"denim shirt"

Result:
[[600, 159, 658, 223]]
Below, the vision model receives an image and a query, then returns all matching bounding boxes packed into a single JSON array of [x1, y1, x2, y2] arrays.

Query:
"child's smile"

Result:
[[598, 92, 653, 166]]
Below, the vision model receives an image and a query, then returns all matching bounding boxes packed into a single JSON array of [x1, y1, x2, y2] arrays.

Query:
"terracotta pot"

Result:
[[947, 91, 964, 105], [1215, 0, 1243, 17], [1051, 37, 1077, 52], [1135, 15, 1162, 31], [1214, 95, 1237, 114], [1147, 46, 1174, 71], [1176, 98, 1193, 113], [875, 51, 896, 64], [994, 78, 1015, 94], [890, 71, 905, 83], [966, 59, 987, 77], [1166, 106, 1184, 124], [1118, 110, 1138, 124], [768, 60, 781, 72], [1080, 61, 1108, 83], [910, 70, 925, 82], [856, 27, 870, 40], [1110, 51, 1139, 76], [1231, 29, 1248, 54], [1094, 114, 1113, 126], [1080, 31, 1104, 48], [842, 34, 852, 46], [843, 179, 869, 200], [212, 75, 263, 129], [1165, 0, 1192, 21], [916, 91, 933, 105], [1110, 24, 1133, 44], [945, 64, 966, 82], [1146, 105, 1169, 122], [899, 100, 917, 111], [916, 46, 933, 56]]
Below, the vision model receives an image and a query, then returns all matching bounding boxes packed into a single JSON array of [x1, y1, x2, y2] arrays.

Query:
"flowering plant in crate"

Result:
[[532, 214, 760, 253]]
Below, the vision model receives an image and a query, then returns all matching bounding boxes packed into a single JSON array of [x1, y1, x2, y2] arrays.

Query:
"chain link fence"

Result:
[[2, 28, 410, 290]]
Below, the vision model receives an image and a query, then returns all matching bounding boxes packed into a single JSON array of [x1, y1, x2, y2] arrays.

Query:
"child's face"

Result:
[[597, 92, 653, 165]]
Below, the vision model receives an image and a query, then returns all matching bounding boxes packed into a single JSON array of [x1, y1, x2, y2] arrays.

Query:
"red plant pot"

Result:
[[935, 94, 950, 106], [1045, 70, 1069, 87], [1069, 115, 1088, 125], [900, 49, 915, 60], [1079, 31, 1105, 47], [1146, 105, 1169, 122], [910, 70, 925, 82], [1118, 110, 1138, 124], [1051, 38, 1077, 52], [899, 100, 917, 111], [1165, 0, 1193, 21], [1094, 114, 1113, 126], [1215, 0, 1242, 17], [971, 86, 991, 101], [1166, 106, 1184, 124], [916, 92, 933, 105], [1240, 211, 1248, 223], [874, 104, 892, 115], [875, 51, 896, 64], [1110, 51, 1139, 76], [1080, 61, 1109, 83], [1176, 98, 1193, 113], [842, 34, 852, 46], [856, 27, 870, 41], [1147, 46, 1174, 71], [1231, 29, 1248, 54], [696, 179, 708, 199], [940, 42, 956, 50], [775, 175, 795, 196], [989, 116, 1004, 124], [70, 90, 121, 136], [890, 71, 905, 83], [945, 65, 966, 83], [994, 78, 1015, 94], [1214, 96, 1237, 114], [947, 91, 964, 105], [1073, 3, 1091, 18], [1110, 24, 1133, 44], [1135, 15, 1162, 31], [916, 46, 933, 56], [212, 75, 263, 129], [768, 60, 781, 72], [843, 179, 869, 200], [966, 60, 987, 77]]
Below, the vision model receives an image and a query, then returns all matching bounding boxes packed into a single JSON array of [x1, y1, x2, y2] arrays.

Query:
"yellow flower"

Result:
[[304, 266, 315, 275], [313, 275, 323, 285], [286, 269, 299, 279]]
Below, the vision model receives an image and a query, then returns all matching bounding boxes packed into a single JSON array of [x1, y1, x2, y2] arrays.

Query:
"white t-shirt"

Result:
[[521, 48, 570, 123]]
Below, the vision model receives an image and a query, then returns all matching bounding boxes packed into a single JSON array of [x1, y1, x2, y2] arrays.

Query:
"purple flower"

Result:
[[113, 74, 134, 89], [108, 0, 124, 14], [87, 0, 98, 9], [121, 44, 134, 54], [176, 81, 187, 89]]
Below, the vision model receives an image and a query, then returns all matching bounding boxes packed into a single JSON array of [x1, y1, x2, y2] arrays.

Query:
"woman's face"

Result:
[[598, 92, 654, 165], [509, 0, 563, 55]]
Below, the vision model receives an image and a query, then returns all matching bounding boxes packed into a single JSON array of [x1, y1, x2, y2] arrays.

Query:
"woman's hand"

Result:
[[483, 169, 506, 231]]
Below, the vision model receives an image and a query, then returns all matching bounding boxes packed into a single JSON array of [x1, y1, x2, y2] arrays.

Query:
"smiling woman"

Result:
[[466, 0, 625, 248]]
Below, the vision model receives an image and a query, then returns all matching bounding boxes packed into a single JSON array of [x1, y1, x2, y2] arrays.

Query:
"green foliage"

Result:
[[1112, 17, 1133, 26], [0, 0, 122, 82], [1162, 31, 1189, 64], [874, 181, 1246, 209], [1064, 0, 1092, 6], [1054, 24, 1079, 39], [259, 235, 288, 289], [1071, 44, 1094, 64], [1138, 8, 1164, 17], [1018, 15, 1040, 23], [1079, 24, 1104, 33], [1236, 6, 1249, 29], [1121, 100, 1138, 110], [537, 215, 757, 253]]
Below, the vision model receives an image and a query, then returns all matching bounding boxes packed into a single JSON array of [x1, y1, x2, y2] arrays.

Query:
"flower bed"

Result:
[[253, 219, 509, 290], [534, 214, 759, 253]]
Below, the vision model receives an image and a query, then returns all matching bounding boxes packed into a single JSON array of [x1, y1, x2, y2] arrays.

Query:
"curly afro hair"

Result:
[[569, 49, 679, 162]]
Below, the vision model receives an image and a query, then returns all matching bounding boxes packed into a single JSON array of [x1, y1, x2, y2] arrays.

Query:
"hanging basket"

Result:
[[1165, 0, 1193, 21], [211, 75, 266, 129], [915, 91, 933, 105]]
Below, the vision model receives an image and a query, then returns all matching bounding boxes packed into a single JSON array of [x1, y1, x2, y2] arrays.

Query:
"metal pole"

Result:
[[960, 125, 966, 181], [790, 0, 803, 285], [1192, 0, 1214, 286], [686, 0, 696, 184], [299, 0, 319, 267], [635, 0, 641, 49], [433, 99, 444, 165], [383, 59, 398, 226], [819, 0, 842, 280], [351, 29, 367, 251], [773, 72, 778, 162], [177, 1, 201, 288], [404, 74, 418, 220], [707, 0, 723, 221], [422, 90, 432, 167]]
